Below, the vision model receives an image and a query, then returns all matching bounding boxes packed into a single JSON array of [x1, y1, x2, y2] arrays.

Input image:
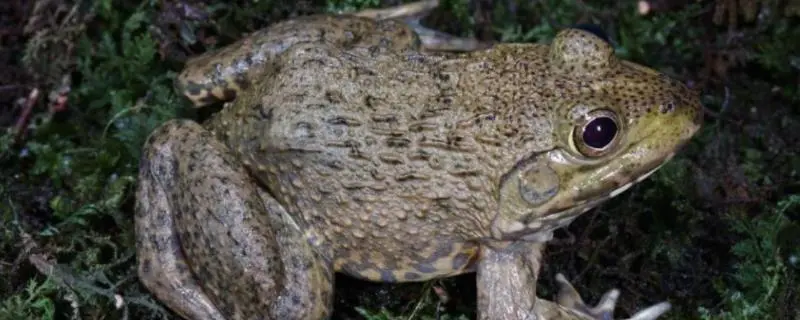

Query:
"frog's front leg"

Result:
[[135, 120, 334, 320], [476, 241, 576, 319], [477, 241, 543, 320], [477, 241, 671, 320]]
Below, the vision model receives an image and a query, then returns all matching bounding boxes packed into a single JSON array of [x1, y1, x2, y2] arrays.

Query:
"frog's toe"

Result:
[[554, 273, 671, 320]]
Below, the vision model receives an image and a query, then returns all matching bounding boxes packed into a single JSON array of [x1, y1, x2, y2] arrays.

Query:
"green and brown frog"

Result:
[[134, 1, 703, 319]]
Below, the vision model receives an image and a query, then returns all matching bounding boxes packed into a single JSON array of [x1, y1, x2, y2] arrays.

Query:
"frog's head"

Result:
[[490, 28, 703, 241]]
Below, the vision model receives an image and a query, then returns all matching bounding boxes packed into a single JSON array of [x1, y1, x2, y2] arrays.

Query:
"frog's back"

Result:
[[196, 19, 704, 284], [204, 39, 515, 281]]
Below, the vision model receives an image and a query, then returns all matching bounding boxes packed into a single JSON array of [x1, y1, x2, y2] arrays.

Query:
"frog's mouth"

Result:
[[489, 140, 688, 242]]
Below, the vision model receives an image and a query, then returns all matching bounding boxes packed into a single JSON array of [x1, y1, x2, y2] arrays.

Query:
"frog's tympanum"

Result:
[[135, 1, 702, 319]]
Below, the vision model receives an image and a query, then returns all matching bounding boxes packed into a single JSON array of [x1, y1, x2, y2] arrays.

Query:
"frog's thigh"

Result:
[[135, 120, 333, 320]]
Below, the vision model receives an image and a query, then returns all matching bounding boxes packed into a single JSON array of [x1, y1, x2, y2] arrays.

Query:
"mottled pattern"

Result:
[[136, 2, 703, 320], [176, 15, 422, 108], [136, 121, 333, 320]]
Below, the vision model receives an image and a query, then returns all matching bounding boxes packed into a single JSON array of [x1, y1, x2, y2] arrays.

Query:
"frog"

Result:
[[134, 1, 703, 319]]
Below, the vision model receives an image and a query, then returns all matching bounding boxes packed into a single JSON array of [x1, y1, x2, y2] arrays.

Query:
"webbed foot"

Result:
[[554, 273, 671, 320]]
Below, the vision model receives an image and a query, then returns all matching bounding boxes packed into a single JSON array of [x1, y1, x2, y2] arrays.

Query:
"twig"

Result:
[[12, 88, 40, 143]]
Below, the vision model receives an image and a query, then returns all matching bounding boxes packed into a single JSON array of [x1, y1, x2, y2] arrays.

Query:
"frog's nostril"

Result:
[[659, 101, 676, 114]]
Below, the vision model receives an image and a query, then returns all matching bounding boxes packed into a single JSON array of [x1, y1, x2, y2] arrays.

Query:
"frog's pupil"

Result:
[[582, 117, 617, 149]]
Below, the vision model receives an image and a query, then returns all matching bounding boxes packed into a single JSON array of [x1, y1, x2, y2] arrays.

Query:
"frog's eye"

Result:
[[573, 109, 620, 157]]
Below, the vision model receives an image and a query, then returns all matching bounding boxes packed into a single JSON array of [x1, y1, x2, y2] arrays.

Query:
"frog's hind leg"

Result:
[[352, 0, 491, 52], [135, 120, 333, 320]]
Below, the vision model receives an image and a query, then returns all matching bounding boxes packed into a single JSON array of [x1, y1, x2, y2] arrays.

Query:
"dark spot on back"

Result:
[[386, 137, 411, 148], [259, 106, 274, 120], [404, 272, 421, 280], [183, 81, 204, 96], [140, 258, 151, 273], [451, 253, 471, 270], [325, 90, 346, 103], [198, 94, 219, 106], [234, 75, 251, 90], [413, 263, 437, 274], [223, 88, 238, 100], [380, 269, 397, 282]]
